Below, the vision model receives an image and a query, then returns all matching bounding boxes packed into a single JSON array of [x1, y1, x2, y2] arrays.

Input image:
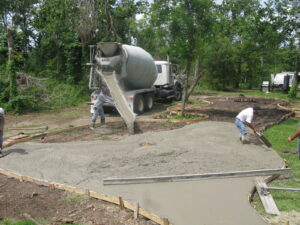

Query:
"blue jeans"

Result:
[[235, 119, 247, 135], [92, 106, 105, 124]]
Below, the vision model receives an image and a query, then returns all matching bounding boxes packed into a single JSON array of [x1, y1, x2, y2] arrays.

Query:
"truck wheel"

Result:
[[144, 94, 154, 112], [134, 95, 145, 115], [174, 87, 182, 101]]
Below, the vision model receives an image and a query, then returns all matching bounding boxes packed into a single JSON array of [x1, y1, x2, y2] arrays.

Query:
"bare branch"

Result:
[[76, 0, 98, 43]]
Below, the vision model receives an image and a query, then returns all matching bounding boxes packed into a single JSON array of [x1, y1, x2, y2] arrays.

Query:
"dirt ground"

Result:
[[0, 95, 294, 224], [0, 174, 156, 225], [20, 96, 293, 143]]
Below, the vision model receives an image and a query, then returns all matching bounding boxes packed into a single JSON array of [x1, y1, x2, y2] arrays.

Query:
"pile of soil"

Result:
[[34, 96, 292, 143]]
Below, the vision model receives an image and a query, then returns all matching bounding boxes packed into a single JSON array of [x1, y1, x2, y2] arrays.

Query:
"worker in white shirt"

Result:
[[235, 106, 260, 144], [90, 86, 113, 129]]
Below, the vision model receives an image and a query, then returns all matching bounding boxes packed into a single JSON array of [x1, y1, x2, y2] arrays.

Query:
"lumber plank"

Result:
[[103, 168, 291, 185], [255, 177, 280, 215]]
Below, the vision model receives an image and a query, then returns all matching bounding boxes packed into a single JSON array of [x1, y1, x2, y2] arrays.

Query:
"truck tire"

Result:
[[174, 87, 182, 101], [133, 94, 145, 115], [144, 94, 154, 112]]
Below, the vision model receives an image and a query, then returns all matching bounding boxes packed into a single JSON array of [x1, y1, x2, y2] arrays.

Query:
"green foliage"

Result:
[[0, 0, 299, 114], [60, 194, 86, 205], [6, 61, 18, 98], [288, 85, 298, 99], [187, 100, 205, 105], [1, 219, 36, 225], [45, 80, 88, 110], [169, 114, 204, 120], [202, 36, 238, 90], [5, 95, 37, 114]]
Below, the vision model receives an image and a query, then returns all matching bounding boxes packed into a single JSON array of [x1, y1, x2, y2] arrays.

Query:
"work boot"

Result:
[[100, 118, 105, 126], [241, 134, 247, 144], [90, 121, 96, 130]]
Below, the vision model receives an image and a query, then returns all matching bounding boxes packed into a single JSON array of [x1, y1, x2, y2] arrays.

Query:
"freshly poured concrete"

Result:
[[0, 121, 283, 225]]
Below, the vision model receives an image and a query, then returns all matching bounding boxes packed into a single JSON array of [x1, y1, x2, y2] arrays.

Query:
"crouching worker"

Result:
[[90, 86, 113, 130], [235, 106, 260, 144], [0, 108, 4, 154]]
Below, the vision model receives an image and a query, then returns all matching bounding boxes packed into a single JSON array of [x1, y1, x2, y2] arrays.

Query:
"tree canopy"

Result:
[[0, 0, 299, 112]]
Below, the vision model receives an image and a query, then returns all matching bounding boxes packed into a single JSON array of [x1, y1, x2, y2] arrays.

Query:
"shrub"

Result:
[[5, 95, 37, 114], [288, 85, 298, 99]]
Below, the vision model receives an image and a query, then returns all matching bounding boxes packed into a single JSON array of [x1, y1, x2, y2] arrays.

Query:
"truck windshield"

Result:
[[156, 65, 162, 73]]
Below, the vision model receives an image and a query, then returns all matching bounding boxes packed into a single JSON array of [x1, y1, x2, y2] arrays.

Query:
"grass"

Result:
[[253, 119, 300, 213], [59, 194, 86, 205], [187, 99, 206, 105], [1, 220, 36, 225], [168, 114, 205, 120]]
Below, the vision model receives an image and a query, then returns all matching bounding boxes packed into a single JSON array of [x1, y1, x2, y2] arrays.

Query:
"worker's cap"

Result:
[[253, 105, 261, 114], [0, 108, 4, 115]]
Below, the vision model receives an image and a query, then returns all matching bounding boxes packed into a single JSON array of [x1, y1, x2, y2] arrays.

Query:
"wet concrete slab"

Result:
[[102, 178, 268, 225], [0, 121, 282, 225]]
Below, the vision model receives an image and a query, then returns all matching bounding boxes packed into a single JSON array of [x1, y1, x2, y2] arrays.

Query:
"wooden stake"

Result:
[[85, 189, 90, 198], [49, 183, 55, 190], [134, 202, 139, 219], [285, 221, 290, 225], [162, 218, 170, 225], [119, 197, 124, 210]]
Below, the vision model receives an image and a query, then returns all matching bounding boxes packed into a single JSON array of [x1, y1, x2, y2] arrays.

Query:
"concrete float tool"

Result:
[[255, 131, 272, 148]]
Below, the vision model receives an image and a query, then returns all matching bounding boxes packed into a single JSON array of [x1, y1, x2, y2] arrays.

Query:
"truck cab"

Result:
[[154, 61, 182, 101]]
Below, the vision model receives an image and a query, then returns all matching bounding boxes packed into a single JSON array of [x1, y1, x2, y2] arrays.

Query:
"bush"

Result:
[[288, 85, 298, 99], [45, 81, 89, 110], [5, 95, 38, 114], [0, 71, 90, 113]]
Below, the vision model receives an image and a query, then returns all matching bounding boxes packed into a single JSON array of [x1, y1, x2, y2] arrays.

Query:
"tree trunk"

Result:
[[180, 63, 190, 116], [7, 26, 15, 63], [186, 57, 202, 99], [180, 58, 202, 116]]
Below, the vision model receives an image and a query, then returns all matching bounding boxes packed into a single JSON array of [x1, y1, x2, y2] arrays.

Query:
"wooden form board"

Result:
[[103, 168, 291, 185], [0, 167, 170, 225], [255, 177, 280, 215]]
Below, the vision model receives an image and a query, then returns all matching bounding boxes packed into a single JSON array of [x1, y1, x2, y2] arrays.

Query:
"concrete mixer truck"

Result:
[[88, 42, 182, 133]]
